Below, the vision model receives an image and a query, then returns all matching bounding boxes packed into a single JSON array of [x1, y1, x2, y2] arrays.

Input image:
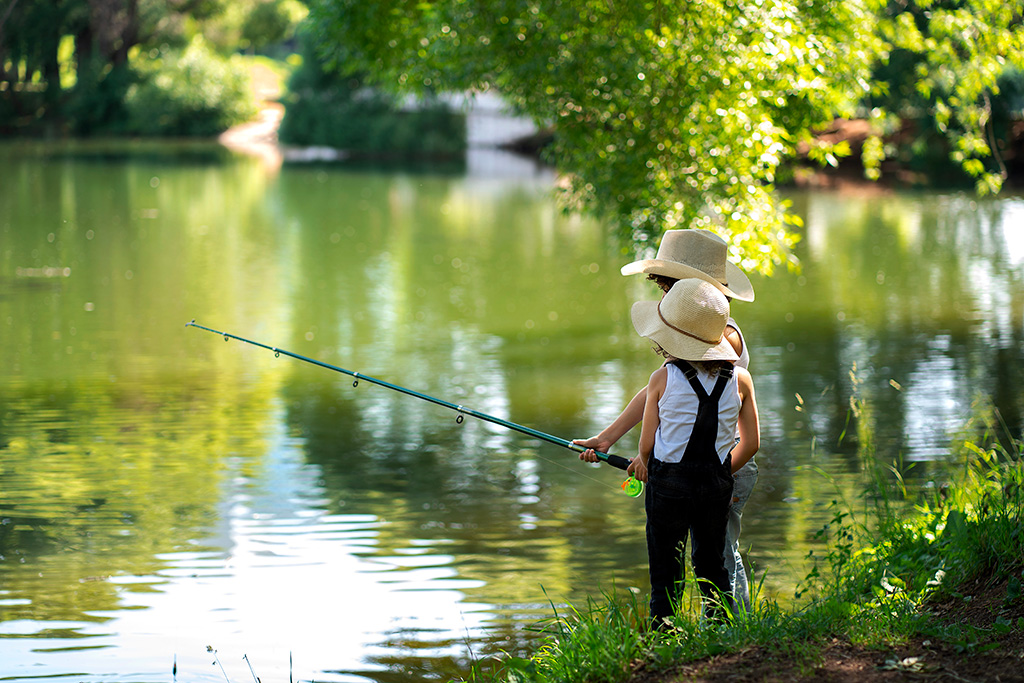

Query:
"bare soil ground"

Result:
[[627, 576, 1024, 683]]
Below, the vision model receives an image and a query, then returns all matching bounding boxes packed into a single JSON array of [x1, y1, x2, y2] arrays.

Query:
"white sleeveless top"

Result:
[[654, 363, 741, 464], [728, 317, 749, 370]]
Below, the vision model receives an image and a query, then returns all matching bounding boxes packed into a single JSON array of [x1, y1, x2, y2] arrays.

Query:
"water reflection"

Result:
[[759, 192, 1024, 462], [1, 141, 1023, 682]]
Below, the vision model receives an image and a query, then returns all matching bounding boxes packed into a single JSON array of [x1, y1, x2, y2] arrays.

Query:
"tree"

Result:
[[0, 0, 267, 134], [1, 0, 81, 128], [305, 0, 1023, 271], [239, 0, 307, 52], [1, 0, 170, 132], [871, 0, 1024, 194]]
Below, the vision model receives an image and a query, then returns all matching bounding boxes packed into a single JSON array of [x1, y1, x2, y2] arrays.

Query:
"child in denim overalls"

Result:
[[626, 278, 759, 626]]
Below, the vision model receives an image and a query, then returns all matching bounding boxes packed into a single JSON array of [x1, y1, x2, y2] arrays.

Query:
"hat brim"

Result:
[[631, 300, 739, 362], [620, 259, 755, 302]]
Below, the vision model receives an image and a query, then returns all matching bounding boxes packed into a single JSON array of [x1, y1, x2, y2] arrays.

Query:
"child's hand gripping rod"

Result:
[[186, 321, 643, 496]]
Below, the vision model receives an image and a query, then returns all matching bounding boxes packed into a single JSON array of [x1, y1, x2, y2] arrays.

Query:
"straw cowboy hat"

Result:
[[631, 278, 739, 362], [620, 229, 755, 302]]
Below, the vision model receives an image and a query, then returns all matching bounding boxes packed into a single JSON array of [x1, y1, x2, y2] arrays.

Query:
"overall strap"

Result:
[[669, 361, 734, 403], [669, 361, 735, 466], [670, 360, 707, 400], [708, 364, 734, 402]]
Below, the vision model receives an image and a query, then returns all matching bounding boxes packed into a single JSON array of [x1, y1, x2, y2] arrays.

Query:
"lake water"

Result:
[[2, 141, 1023, 682]]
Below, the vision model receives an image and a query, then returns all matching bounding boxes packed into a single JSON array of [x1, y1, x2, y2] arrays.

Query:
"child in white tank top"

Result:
[[625, 279, 760, 627]]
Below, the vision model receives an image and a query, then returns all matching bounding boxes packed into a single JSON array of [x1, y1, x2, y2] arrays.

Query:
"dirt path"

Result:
[[218, 61, 285, 171]]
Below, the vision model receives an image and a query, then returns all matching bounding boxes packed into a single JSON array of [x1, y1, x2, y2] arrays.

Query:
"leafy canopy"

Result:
[[306, 0, 1022, 271]]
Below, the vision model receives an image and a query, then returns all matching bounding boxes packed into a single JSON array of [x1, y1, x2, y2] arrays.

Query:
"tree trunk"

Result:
[[112, 0, 137, 65], [87, 0, 139, 65], [42, 36, 62, 107], [75, 23, 93, 68], [0, 0, 20, 99]]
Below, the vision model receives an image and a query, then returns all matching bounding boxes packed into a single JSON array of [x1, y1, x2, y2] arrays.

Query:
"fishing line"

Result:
[[187, 320, 643, 497], [530, 448, 628, 493]]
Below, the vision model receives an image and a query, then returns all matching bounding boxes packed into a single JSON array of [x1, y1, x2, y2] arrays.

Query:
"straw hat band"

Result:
[[657, 303, 723, 346], [630, 278, 738, 362]]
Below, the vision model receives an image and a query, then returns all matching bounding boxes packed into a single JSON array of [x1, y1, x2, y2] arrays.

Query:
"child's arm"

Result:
[[730, 367, 760, 473], [574, 386, 647, 461], [629, 366, 666, 482]]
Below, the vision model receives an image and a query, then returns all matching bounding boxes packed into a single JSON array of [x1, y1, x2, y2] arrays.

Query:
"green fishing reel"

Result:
[[621, 476, 644, 497]]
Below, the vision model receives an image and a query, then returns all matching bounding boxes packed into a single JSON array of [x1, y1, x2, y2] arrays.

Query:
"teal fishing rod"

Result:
[[187, 320, 643, 497]]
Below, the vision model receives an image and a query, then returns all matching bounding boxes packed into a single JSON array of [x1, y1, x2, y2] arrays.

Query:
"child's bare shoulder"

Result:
[[734, 365, 755, 391]]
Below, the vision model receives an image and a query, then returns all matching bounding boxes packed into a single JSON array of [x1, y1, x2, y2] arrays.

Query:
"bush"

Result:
[[278, 35, 465, 157], [65, 58, 136, 136], [241, 0, 307, 52], [280, 87, 465, 156], [124, 37, 258, 137]]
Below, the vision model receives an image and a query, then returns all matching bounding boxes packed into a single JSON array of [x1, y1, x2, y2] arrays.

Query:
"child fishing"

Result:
[[576, 229, 760, 613], [581, 277, 759, 627]]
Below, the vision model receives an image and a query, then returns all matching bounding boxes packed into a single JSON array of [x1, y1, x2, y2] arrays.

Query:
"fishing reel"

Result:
[[621, 476, 644, 497]]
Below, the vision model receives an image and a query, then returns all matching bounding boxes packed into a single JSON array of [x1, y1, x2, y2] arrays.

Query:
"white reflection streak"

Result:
[[902, 336, 964, 461], [577, 360, 633, 438], [990, 200, 1024, 346], [516, 459, 541, 514], [1000, 200, 1024, 267], [441, 325, 515, 454], [968, 256, 1010, 342]]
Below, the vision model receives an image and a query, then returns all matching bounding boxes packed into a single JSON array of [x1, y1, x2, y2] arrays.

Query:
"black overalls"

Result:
[[645, 361, 736, 627]]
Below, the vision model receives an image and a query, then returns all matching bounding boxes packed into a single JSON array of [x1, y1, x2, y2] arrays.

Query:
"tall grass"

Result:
[[478, 588, 648, 683], [459, 385, 1024, 683]]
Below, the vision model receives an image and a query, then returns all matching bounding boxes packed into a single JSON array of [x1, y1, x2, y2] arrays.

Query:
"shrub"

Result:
[[65, 58, 136, 136], [124, 37, 258, 137], [278, 34, 465, 157]]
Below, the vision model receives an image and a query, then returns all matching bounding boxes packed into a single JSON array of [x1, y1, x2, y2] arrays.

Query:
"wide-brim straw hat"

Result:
[[631, 278, 739, 362], [620, 229, 755, 302]]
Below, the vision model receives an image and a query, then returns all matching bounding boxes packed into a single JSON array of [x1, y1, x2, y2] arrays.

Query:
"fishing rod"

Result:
[[186, 320, 643, 497]]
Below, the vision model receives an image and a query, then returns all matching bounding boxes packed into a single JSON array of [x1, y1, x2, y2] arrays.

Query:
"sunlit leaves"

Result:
[[876, 0, 1024, 195], [306, 0, 1020, 271]]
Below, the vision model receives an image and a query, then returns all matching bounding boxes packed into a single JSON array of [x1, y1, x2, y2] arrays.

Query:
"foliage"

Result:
[[468, 588, 648, 683], [460, 429, 1023, 683], [123, 37, 258, 137], [201, 0, 309, 55], [305, 0, 1024, 270], [64, 57, 137, 136], [240, 0, 308, 52], [278, 34, 466, 157], [868, 0, 1024, 194], [0, 0, 299, 136]]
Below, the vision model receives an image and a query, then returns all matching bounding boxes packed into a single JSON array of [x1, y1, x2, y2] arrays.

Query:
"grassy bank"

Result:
[[465, 423, 1024, 682]]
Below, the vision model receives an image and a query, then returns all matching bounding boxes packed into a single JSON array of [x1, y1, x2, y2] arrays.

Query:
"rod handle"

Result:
[[568, 442, 631, 471], [602, 453, 632, 471]]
